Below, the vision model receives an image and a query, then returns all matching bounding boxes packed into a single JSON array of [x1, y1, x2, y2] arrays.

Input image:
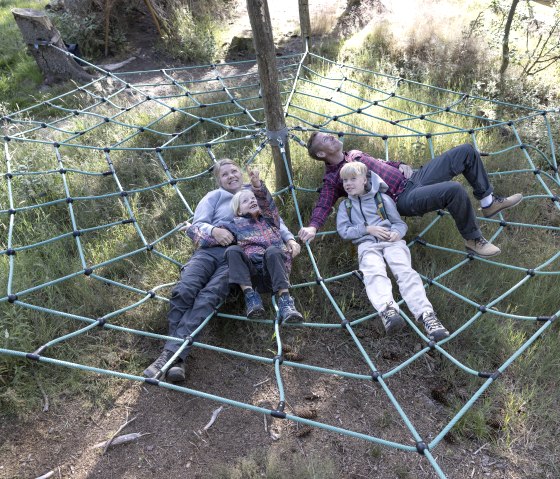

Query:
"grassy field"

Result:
[[1, 0, 560, 477]]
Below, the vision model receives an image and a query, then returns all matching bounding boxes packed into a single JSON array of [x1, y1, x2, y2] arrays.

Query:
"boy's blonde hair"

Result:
[[231, 189, 253, 216], [340, 161, 367, 179], [213, 158, 239, 185]]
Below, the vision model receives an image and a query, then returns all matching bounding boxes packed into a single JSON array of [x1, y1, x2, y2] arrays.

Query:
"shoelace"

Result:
[[422, 313, 441, 330], [475, 237, 489, 246]]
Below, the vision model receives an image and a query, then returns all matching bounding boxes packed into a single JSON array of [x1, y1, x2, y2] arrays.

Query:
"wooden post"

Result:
[[246, 0, 292, 190], [298, 0, 311, 49], [12, 8, 95, 85]]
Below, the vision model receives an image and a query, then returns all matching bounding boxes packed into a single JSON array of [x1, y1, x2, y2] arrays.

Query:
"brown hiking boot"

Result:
[[465, 237, 501, 258], [482, 193, 523, 218]]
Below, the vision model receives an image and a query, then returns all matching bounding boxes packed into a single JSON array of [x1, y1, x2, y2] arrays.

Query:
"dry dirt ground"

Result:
[[0, 1, 551, 478]]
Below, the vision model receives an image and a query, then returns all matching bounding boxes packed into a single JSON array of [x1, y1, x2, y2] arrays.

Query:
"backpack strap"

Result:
[[375, 192, 387, 220], [344, 198, 353, 223]]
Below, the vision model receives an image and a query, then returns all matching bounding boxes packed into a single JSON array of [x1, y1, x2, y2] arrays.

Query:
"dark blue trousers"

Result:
[[165, 247, 229, 359], [396, 144, 493, 240]]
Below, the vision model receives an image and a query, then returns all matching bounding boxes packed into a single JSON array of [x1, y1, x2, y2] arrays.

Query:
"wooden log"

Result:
[[12, 8, 96, 85], [298, 0, 311, 49], [246, 0, 292, 190]]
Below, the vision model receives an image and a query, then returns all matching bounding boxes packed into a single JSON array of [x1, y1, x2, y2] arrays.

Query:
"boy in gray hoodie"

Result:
[[336, 162, 449, 341]]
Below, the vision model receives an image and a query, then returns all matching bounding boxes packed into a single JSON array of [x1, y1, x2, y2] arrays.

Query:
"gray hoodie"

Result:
[[336, 172, 407, 245]]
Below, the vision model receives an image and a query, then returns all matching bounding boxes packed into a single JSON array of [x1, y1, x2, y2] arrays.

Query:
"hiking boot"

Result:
[[465, 237, 501, 258], [482, 193, 523, 218], [166, 359, 186, 382], [419, 310, 449, 342], [278, 294, 304, 323], [143, 349, 174, 378], [245, 289, 265, 318], [380, 306, 405, 335]]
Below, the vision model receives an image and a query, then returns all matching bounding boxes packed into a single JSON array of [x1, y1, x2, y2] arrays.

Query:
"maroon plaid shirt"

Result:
[[309, 150, 407, 230]]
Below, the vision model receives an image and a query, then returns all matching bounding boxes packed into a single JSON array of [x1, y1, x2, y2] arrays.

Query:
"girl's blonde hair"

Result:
[[213, 158, 240, 185], [231, 189, 253, 216], [340, 161, 367, 179]]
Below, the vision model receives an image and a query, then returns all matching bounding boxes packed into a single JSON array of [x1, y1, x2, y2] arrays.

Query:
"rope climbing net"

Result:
[[1, 44, 559, 478]]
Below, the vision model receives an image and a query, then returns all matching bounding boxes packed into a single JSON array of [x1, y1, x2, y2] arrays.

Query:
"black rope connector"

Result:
[[146, 244, 154, 251], [419, 115, 425, 120], [536, 315, 551, 322], [138, 127, 145, 132], [170, 107, 176, 112], [73, 230, 81, 237], [3, 136, 10, 142], [373, 101, 378, 106], [416, 441, 428, 455], [315, 277, 323, 284], [390, 92, 395, 97], [428, 340, 436, 350], [169, 179, 177, 186], [500, 220, 508, 227], [41, 122, 47, 128], [198, 117, 205, 122], [426, 277, 434, 285], [390, 120, 397, 125], [541, 111, 547, 116], [526, 269, 535, 276], [144, 377, 160, 386], [122, 218, 135, 224], [104, 117, 110, 123], [337, 131, 344, 137], [467, 252, 475, 260], [520, 144, 526, 150], [550, 314, 558, 323], [8, 208, 16, 215], [332, 116, 338, 121], [478, 305, 487, 313], [551, 195, 559, 203], [436, 209, 445, 216], [228, 127, 235, 132], [200, 103, 207, 108], [66, 197, 74, 203], [204, 143, 212, 149], [102, 170, 113, 176], [103, 147, 111, 154], [414, 236, 427, 246], [340, 319, 350, 328], [185, 336, 194, 346], [271, 409, 286, 419], [73, 110, 80, 115], [59, 168, 66, 174], [5, 172, 13, 179], [425, 133, 432, 139], [148, 290, 156, 298], [155, 147, 162, 153], [120, 191, 128, 197], [371, 371, 381, 382], [7, 294, 18, 303], [469, 129, 474, 135], [273, 354, 284, 365], [97, 318, 107, 327], [53, 142, 60, 148], [100, 97, 107, 103], [357, 108, 362, 113], [84, 268, 93, 276], [445, 107, 450, 112], [508, 121, 513, 126], [26, 353, 41, 361]]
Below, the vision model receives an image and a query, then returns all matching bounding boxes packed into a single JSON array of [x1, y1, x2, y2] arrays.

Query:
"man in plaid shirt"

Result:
[[298, 132, 523, 258]]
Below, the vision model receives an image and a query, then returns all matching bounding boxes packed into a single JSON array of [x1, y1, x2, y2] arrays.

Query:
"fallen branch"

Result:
[[93, 432, 150, 450], [99, 414, 137, 454], [203, 406, 223, 432], [34, 471, 55, 479]]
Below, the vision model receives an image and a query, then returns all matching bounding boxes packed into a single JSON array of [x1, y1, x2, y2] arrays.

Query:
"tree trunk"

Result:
[[246, 0, 292, 190], [12, 8, 95, 85], [499, 0, 520, 85], [298, 0, 311, 49]]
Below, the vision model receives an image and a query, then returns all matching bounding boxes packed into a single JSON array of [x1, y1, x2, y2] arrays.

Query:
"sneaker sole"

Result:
[[385, 319, 405, 336], [247, 308, 266, 319], [465, 246, 501, 258], [429, 331, 450, 342], [282, 313, 304, 324], [482, 196, 523, 218]]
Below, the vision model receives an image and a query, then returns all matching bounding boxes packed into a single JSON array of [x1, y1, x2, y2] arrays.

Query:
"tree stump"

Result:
[[12, 8, 96, 85]]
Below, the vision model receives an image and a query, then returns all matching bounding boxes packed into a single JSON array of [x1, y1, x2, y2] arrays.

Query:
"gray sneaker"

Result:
[[167, 359, 186, 382], [380, 306, 405, 335], [419, 311, 449, 342], [482, 193, 523, 218], [143, 349, 174, 378]]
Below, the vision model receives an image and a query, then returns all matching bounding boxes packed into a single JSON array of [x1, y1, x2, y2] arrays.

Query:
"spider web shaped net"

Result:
[[1, 47, 559, 478]]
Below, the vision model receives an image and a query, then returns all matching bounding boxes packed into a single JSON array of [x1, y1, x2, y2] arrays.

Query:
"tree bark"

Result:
[[246, 0, 292, 190], [298, 0, 311, 49], [12, 8, 95, 85], [499, 0, 520, 85]]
